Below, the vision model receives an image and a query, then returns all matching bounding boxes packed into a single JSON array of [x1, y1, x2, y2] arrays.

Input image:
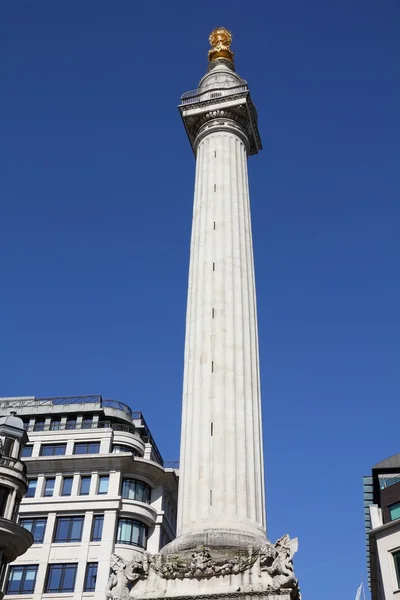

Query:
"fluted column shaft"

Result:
[[178, 122, 266, 540]]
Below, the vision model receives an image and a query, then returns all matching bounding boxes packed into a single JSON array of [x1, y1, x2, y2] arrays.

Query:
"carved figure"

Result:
[[189, 547, 213, 576], [261, 535, 299, 590], [105, 554, 147, 600]]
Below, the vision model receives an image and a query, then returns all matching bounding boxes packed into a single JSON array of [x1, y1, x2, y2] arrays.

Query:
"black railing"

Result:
[[180, 84, 248, 105], [0, 455, 26, 474], [25, 421, 141, 439], [163, 461, 180, 469], [0, 395, 139, 420]]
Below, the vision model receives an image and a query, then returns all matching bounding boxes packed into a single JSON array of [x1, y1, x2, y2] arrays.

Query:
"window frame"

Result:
[[50, 418, 62, 431], [33, 418, 45, 432], [116, 517, 148, 548], [84, 562, 98, 592], [20, 517, 47, 543], [98, 474, 109, 495], [44, 477, 56, 497], [45, 563, 78, 594], [53, 515, 84, 543], [73, 441, 100, 455], [6, 565, 38, 595], [121, 478, 151, 504], [91, 514, 104, 542], [80, 475, 91, 495], [61, 476, 73, 496], [21, 445, 33, 458], [26, 478, 38, 498], [39, 443, 67, 456]]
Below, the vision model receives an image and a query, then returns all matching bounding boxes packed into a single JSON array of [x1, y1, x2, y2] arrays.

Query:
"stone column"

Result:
[[177, 119, 266, 548]]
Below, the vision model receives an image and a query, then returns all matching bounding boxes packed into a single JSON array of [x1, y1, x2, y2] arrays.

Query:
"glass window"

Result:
[[62, 476, 73, 496], [22, 419, 30, 431], [33, 418, 45, 431], [6, 565, 38, 594], [66, 416, 77, 430], [40, 444, 66, 456], [3, 437, 15, 456], [44, 477, 56, 497], [73, 442, 100, 455], [54, 516, 84, 543], [26, 478, 37, 498], [112, 444, 139, 455], [20, 517, 47, 543], [91, 514, 104, 541], [80, 475, 91, 495], [121, 479, 151, 504], [45, 564, 77, 593], [82, 416, 93, 429], [98, 475, 109, 495], [0, 485, 9, 517], [389, 502, 400, 521], [50, 418, 61, 431], [394, 551, 400, 588], [21, 445, 33, 458], [116, 518, 148, 548], [84, 563, 98, 592]]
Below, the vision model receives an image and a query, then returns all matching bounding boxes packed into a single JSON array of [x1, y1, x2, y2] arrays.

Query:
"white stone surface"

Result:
[[178, 118, 266, 541], [369, 504, 400, 600]]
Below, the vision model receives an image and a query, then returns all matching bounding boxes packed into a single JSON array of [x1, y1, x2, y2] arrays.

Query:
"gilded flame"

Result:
[[208, 27, 234, 63]]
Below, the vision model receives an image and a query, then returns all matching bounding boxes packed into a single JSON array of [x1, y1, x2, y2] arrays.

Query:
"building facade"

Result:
[[0, 396, 177, 599], [0, 414, 34, 600], [364, 454, 400, 600]]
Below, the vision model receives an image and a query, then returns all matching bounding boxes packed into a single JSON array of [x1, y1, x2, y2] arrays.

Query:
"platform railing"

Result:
[[181, 84, 248, 106]]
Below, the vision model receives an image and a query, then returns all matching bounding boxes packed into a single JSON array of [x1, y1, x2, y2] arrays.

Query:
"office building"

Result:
[[364, 454, 400, 600], [0, 395, 177, 599]]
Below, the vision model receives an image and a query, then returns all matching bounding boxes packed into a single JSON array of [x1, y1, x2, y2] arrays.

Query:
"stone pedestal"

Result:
[[104, 535, 300, 600]]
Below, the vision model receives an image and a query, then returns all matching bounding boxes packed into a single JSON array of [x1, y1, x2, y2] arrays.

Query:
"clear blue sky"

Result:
[[1, 2, 399, 598]]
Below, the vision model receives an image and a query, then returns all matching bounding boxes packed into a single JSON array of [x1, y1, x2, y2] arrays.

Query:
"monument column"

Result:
[[177, 43, 265, 546], [109, 29, 300, 600], [166, 27, 265, 552]]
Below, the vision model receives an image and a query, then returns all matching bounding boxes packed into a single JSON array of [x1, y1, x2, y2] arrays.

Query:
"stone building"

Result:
[[0, 413, 33, 599], [364, 455, 400, 600], [0, 396, 177, 599]]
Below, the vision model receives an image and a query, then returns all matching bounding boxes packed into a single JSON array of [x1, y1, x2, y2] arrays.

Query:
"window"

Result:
[[82, 416, 93, 429], [50, 417, 61, 431], [389, 502, 400, 521], [66, 416, 77, 430], [0, 485, 9, 516], [20, 517, 47, 543], [54, 516, 84, 543], [121, 479, 151, 504], [26, 478, 37, 498], [40, 443, 66, 456], [21, 445, 33, 458], [116, 518, 147, 548], [3, 437, 15, 456], [91, 514, 104, 541], [6, 565, 38, 594], [73, 442, 100, 455], [33, 418, 45, 431], [112, 444, 139, 455], [394, 551, 400, 587], [45, 564, 77, 593], [22, 419, 30, 431], [98, 475, 109, 495], [84, 563, 98, 592], [44, 477, 56, 497], [80, 475, 91, 495], [62, 476, 73, 496]]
